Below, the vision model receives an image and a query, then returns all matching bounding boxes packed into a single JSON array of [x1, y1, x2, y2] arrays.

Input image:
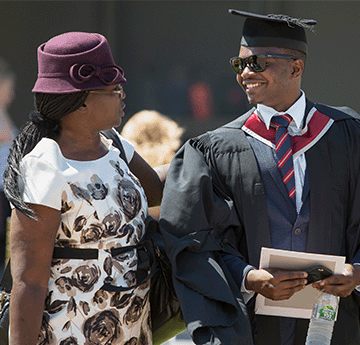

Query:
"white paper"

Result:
[[255, 247, 345, 319]]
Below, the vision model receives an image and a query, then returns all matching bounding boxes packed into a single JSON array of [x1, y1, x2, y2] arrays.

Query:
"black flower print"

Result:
[[45, 291, 68, 314], [83, 309, 122, 345], [123, 296, 145, 325], [128, 259, 137, 269], [110, 160, 124, 177], [103, 255, 112, 276], [139, 327, 150, 345], [124, 271, 136, 286], [67, 296, 77, 318], [61, 222, 72, 238], [113, 248, 136, 262], [38, 312, 56, 345], [110, 292, 132, 309], [51, 258, 70, 268], [80, 301, 91, 316], [61, 192, 75, 215], [139, 279, 150, 291], [127, 220, 144, 245], [74, 215, 87, 232], [92, 290, 109, 310], [60, 266, 72, 275], [124, 337, 137, 345], [102, 211, 122, 238], [128, 173, 141, 188], [55, 277, 76, 297], [71, 264, 100, 293], [62, 321, 71, 332], [68, 182, 93, 206], [87, 174, 109, 200], [135, 221, 143, 239], [114, 179, 142, 221], [51, 259, 70, 279], [116, 224, 134, 242], [60, 336, 79, 345], [80, 223, 105, 244], [112, 260, 125, 274]]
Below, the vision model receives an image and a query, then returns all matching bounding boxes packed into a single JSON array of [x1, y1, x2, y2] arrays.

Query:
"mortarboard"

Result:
[[229, 9, 317, 54]]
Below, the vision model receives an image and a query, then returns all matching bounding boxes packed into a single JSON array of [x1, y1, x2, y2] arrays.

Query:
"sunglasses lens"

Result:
[[230, 58, 241, 74], [230, 55, 267, 74], [248, 55, 266, 72]]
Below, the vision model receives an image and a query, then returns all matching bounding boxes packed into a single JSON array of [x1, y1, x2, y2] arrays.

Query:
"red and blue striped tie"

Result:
[[271, 114, 296, 207]]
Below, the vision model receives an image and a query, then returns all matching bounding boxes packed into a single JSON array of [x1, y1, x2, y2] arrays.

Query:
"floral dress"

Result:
[[19, 134, 151, 345]]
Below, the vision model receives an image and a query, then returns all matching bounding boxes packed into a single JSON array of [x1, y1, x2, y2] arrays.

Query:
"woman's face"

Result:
[[85, 84, 126, 130]]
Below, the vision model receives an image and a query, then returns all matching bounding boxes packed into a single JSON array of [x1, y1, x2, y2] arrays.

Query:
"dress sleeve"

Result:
[[20, 156, 64, 210]]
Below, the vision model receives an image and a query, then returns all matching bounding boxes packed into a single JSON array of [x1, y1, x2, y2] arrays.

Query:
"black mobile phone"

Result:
[[306, 265, 333, 285]]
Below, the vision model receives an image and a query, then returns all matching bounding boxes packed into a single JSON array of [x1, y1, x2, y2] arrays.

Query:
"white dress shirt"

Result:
[[242, 91, 307, 301], [255, 91, 307, 212]]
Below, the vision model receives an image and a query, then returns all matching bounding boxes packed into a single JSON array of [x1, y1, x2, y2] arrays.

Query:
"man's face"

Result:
[[236, 46, 299, 112]]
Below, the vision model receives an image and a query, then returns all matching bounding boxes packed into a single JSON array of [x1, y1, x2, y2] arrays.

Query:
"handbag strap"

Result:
[[101, 128, 128, 165]]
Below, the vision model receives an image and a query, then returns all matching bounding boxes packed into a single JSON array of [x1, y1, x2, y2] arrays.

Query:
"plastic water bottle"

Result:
[[305, 290, 339, 345]]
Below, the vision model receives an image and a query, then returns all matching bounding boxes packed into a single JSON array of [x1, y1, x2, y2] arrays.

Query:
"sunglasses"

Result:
[[89, 86, 125, 99], [229, 54, 297, 74]]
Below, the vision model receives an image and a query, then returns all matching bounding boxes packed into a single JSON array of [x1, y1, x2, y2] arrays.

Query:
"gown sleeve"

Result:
[[159, 134, 253, 345]]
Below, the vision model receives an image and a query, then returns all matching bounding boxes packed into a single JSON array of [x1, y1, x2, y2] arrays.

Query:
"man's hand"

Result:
[[245, 268, 308, 300], [312, 264, 360, 297]]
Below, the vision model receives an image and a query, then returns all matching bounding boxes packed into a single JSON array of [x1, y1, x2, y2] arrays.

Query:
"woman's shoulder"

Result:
[[22, 137, 65, 168]]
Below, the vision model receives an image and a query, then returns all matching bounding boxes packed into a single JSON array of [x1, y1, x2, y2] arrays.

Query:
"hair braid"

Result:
[[3, 91, 89, 219]]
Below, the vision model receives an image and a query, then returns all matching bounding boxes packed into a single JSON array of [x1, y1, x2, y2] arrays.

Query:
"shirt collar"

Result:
[[255, 91, 306, 133]]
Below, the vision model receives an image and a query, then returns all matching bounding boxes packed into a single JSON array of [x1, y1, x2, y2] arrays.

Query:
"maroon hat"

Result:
[[32, 32, 127, 94]]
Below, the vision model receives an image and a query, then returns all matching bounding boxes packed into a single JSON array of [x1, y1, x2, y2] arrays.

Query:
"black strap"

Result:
[[53, 247, 98, 259], [101, 128, 128, 164], [0, 247, 98, 294]]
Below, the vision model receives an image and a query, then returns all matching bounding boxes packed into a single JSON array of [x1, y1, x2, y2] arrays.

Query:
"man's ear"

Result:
[[77, 102, 88, 113], [291, 59, 304, 79]]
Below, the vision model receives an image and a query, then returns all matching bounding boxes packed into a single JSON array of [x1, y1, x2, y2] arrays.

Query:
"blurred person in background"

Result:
[[121, 109, 184, 219], [3, 31, 165, 345], [0, 57, 18, 272]]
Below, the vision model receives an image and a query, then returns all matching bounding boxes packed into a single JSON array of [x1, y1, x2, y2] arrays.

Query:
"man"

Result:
[[159, 9, 360, 345]]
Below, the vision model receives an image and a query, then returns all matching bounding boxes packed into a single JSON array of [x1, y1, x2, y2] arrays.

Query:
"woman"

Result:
[[3, 32, 163, 345]]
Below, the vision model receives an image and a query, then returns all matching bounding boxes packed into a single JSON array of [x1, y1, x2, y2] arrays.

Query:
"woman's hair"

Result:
[[3, 91, 88, 219], [120, 110, 184, 167]]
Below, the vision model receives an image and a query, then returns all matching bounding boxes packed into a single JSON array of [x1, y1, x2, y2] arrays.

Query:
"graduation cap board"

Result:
[[229, 9, 317, 54]]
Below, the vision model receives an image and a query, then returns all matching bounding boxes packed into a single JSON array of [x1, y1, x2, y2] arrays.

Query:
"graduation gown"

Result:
[[159, 100, 360, 345]]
